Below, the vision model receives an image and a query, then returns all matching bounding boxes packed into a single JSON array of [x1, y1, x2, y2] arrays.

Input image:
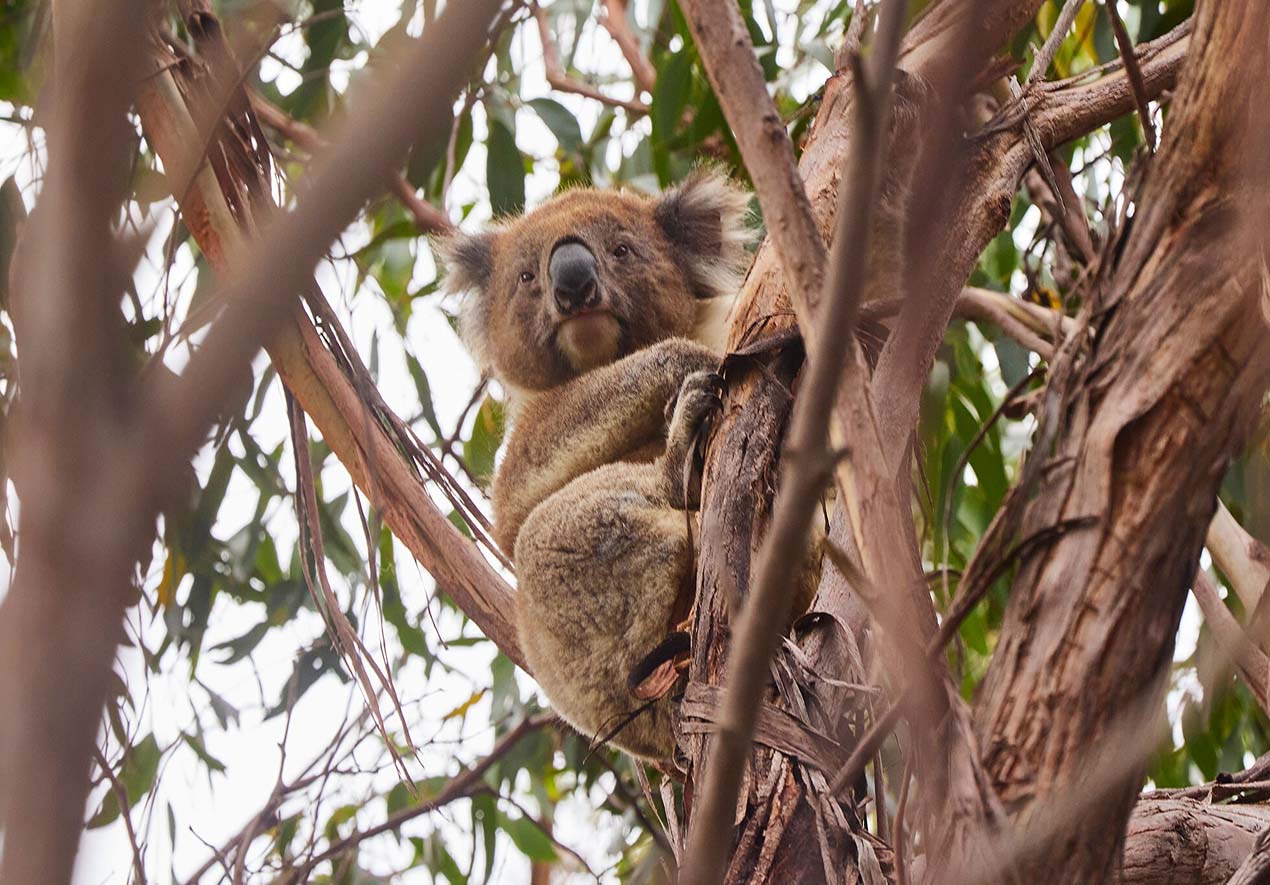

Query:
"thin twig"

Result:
[[893, 756, 914, 885], [1027, 0, 1087, 86], [289, 714, 552, 880], [600, 0, 656, 94], [492, 790, 598, 878], [534, 4, 649, 115], [247, 90, 454, 235], [92, 745, 147, 885]]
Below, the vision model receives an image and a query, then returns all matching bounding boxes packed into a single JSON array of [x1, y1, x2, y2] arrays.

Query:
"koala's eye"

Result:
[[612, 244, 630, 259], [519, 270, 535, 284]]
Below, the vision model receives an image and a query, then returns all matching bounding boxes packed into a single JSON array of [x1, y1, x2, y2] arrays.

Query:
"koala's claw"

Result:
[[663, 371, 723, 509], [666, 371, 724, 429]]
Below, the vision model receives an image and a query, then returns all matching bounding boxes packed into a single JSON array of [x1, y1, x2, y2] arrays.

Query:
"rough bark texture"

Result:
[[1117, 798, 1270, 884], [970, 2, 1270, 880], [675, 0, 1049, 877]]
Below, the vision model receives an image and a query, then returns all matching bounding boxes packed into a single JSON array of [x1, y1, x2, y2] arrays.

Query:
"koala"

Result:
[[439, 170, 752, 759]]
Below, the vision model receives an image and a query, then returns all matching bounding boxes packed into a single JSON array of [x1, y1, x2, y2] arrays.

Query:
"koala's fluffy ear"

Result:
[[654, 169, 754, 299], [435, 229, 498, 372], [435, 229, 497, 294]]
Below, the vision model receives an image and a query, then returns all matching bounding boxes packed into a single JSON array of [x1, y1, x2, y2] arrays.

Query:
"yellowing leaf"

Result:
[[441, 688, 487, 722], [157, 549, 185, 608]]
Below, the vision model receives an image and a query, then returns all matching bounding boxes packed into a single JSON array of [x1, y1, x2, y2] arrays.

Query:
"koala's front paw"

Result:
[[667, 370, 724, 434], [663, 371, 723, 506]]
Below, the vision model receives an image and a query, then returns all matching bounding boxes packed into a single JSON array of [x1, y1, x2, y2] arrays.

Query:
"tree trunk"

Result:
[[967, 2, 1270, 880]]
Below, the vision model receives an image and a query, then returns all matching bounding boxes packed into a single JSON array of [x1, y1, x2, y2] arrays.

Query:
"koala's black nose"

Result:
[[549, 240, 600, 315]]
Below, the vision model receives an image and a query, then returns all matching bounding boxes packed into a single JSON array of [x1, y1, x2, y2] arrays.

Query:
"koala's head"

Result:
[[438, 170, 751, 391]]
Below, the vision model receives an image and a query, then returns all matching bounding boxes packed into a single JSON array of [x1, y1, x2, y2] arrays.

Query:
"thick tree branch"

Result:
[[600, 0, 655, 95], [139, 0, 501, 470], [1118, 797, 1270, 884], [1209, 499, 1270, 610], [869, 18, 1188, 465], [677, 0, 827, 346], [1103, 0, 1158, 153], [1226, 827, 1270, 885], [1191, 570, 1270, 717], [2, 8, 514, 878], [0, 0, 152, 880]]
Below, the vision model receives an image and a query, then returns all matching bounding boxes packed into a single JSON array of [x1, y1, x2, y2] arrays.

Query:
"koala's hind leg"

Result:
[[514, 464, 691, 760]]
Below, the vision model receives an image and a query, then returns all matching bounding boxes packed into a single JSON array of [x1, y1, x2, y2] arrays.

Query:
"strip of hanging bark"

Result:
[[965, 2, 1270, 879], [533, 4, 648, 115], [136, 0, 502, 478], [134, 4, 524, 667], [678, 684, 847, 774], [0, 10, 535, 873], [1103, 0, 1158, 152], [0, 1, 163, 881], [288, 396, 416, 782]]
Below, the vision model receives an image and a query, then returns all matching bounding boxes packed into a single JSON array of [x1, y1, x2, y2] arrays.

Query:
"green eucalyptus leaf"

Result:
[[463, 395, 505, 487], [530, 97, 584, 154], [486, 113, 525, 217], [501, 812, 558, 862]]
